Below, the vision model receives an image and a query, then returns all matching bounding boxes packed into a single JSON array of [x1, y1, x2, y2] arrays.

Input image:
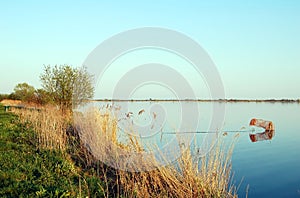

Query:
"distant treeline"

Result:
[[92, 98, 300, 103]]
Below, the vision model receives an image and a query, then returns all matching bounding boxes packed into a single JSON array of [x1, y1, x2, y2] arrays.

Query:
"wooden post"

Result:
[[4, 105, 10, 112]]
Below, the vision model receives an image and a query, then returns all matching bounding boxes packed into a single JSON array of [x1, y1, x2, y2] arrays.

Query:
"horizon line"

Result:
[[91, 98, 300, 102]]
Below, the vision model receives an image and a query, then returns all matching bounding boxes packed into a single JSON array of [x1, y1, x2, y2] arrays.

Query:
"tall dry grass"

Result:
[[11, 104, 238, 197], [76, 107, 238, 198], [11, 106, 69, 151]]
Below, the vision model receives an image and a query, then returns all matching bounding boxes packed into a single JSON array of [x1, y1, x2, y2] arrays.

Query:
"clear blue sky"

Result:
[[1, 0, 299, 99]]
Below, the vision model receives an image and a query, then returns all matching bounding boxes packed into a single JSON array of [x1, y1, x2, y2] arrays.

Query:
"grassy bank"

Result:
[[0, 105, 104, 197], [1, 104, 238, 197]]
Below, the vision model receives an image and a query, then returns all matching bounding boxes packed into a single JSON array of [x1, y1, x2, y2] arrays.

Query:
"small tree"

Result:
[[13, 82, 35, 102], [40, 65, 94, 112]]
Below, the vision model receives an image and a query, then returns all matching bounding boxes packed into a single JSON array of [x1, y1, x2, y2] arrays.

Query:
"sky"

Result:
[[0, 0, 299, 99]]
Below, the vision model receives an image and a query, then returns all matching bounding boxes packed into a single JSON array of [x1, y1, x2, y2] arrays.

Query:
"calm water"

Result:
[[84, 101, 300, 197], [227, 103, 300, 197]]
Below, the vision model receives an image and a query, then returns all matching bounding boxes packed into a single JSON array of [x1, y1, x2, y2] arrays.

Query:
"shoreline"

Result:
[[92, 99, 300, 103]]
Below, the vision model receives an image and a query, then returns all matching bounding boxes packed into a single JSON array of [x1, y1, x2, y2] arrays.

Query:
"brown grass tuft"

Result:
[[76, 107, 238, 198], [11, 105, 69, 151]]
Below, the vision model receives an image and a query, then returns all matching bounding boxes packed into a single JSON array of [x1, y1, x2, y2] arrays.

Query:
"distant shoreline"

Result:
[[92, 99, 300, 103]]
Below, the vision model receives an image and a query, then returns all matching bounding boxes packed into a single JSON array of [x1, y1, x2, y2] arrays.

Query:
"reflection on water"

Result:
[[226, 102, 300, 198], [249, 130, 275, 142]]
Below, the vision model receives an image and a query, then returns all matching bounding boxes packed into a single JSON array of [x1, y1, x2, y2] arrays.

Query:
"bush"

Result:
[[0, 94, 9, 101], [40, 65, 94, 112]]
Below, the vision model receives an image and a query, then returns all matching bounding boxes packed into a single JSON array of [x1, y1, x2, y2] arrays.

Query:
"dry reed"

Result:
[[11, 105, 69, 151], [76, 107, 238, 198], [10, 104, 238, 197]]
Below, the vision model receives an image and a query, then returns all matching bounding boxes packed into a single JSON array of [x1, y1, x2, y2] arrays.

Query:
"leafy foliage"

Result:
[[13, 82, 35, 102], [0, 94, 9, 101], [33, 88, 52, 106], [40, 65, 94, 112]]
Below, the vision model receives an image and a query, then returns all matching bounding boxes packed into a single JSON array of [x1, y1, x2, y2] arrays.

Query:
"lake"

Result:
[[80, 101, 300, 197], [227, 102, 300, 197]]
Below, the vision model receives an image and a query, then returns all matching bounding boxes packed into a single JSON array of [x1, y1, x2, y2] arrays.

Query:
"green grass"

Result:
[[0, 105, 104, 197]]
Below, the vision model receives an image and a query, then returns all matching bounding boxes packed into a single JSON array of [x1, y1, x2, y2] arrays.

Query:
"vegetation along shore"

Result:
[[0, 64, 240, 197]]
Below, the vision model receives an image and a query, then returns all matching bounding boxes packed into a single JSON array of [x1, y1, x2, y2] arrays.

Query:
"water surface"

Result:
[[85, 101, 300, 197]]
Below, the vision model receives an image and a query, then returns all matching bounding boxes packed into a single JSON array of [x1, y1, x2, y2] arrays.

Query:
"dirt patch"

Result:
[[0, 99, 22, 106]]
